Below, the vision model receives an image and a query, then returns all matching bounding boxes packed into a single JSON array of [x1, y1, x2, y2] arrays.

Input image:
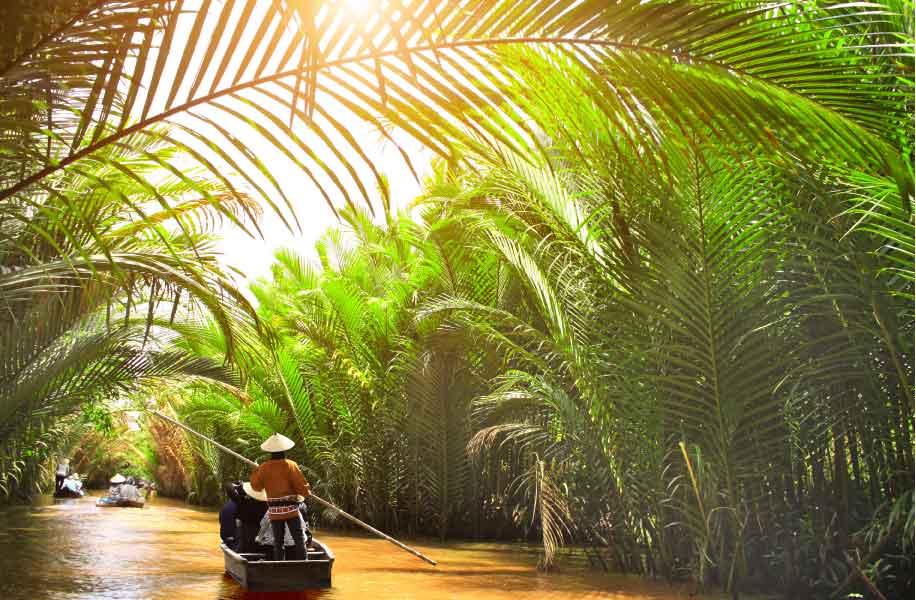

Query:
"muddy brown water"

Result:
[[0, 494, 716, 599]]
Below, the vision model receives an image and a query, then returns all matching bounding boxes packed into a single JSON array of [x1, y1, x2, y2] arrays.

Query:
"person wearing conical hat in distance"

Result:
[[108, 473, 126, 498], [249, 433, 311, 561]]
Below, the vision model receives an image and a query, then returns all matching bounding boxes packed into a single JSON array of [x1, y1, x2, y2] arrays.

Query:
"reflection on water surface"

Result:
[[0, 494, 707, 599]]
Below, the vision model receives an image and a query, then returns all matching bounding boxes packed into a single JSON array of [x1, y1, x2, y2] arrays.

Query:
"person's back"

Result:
[[250, 459, 309, 510], [119, 483, 140, 501], [237, 494, 267, 524], [250, 433, 311, 560], [237, 484, 268, 553], [219, 496, 239, 547], [55, 460, 69, 494]]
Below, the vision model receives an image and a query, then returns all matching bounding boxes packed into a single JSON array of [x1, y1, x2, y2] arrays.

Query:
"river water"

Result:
[[0, 494, 708, 600]]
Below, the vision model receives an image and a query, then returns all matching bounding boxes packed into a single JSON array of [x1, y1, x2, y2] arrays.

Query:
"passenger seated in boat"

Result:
[[108, 473, 126, 496], [222, 481, 270, 553], [220, 482, 240, 549], [62, 474, 83, 496], [237, 481, 269, 552], [119, 481, 142, 503], [249, 433, 311, 561]]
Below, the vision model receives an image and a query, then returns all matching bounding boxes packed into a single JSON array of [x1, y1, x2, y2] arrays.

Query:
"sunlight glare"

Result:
[[341, 0, 377, 17]]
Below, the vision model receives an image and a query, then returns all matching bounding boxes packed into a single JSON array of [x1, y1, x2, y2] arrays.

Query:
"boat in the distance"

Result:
[[96, 495, 145, 508], [53, 460, 85, 498], [53, 476, 85, 498], [97, 473, 145, 507], [221, 539, 334, 591]]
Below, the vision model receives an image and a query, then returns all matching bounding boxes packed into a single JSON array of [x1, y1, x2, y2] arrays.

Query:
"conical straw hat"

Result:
[[110, 473, 126, 484], [242, 481, 267, 502], [260, 432, 295, 452]]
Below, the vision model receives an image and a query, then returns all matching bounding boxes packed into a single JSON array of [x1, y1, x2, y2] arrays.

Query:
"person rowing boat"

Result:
[[152, 409, 437, 568], [54, 459, 70, 495], [248, 433, 310, 561], [108, 473, 126, 496]]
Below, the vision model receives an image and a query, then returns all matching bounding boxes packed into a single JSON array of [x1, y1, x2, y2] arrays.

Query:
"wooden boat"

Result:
[[53, 488, 85, 498], [221, 539, 334, 591], [96, 496, 145, 508]]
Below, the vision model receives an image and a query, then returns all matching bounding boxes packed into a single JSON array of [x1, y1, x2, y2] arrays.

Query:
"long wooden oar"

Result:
[[151, 410, 437, 566]]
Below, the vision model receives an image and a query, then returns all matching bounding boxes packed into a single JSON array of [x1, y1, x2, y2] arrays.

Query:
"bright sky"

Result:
[[214, 132, 429, 287]]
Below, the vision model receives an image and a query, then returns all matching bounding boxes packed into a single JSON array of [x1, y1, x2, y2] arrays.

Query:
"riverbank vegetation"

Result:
[[1, 1, 912, 598]]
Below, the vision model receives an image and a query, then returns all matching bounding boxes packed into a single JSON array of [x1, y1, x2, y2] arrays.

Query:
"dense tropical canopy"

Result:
[[0, 1, 913, 598]]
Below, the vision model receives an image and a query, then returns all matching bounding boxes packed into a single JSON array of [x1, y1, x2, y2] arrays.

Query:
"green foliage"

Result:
[[81, 402, 116, 437], [0, 130, 257, 498], [176, 141, 910, 596], [71, 423, 157, 488], [1, 2, 913, 599]]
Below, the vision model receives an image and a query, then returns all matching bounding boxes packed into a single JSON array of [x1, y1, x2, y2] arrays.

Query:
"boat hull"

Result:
[[54, 489, 85, 498], [221, 539, 334, 591]]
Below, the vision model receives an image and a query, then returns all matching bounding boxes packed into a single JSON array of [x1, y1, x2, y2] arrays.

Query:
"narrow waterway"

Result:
[[0, 494, 712, 600]]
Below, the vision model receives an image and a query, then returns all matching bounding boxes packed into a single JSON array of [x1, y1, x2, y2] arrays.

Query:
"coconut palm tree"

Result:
[[3, 1, 912, 596], [415, 112, 912, 592], [0, 135, 258, 498], [3, 1, 910, 222], [164, 127, 912, 593]]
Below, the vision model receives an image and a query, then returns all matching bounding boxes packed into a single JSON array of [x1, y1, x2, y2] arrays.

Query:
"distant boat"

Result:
[[53, 488, 85, 498], [221, 539, 334, 591], [96, 496, 145, 508]]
